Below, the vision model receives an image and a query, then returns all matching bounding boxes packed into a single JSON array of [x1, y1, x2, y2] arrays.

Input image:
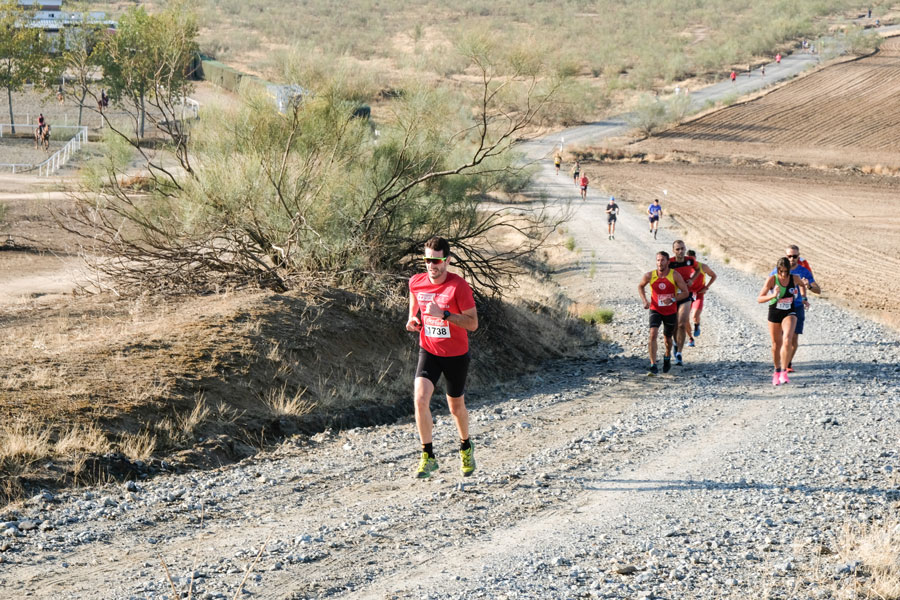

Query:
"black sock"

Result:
[[423, 443, 434, 458], [459, 439, 471, 451], [775, 368, 782, 373]]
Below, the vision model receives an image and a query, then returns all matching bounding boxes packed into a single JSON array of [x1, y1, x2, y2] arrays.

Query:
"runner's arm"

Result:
[[637, 272, 651, 309], [797, 279, 810, 307], [406, 292, 422, 332], [804, 277, 821, 294], [757, 276, 778, 303], [425, 302, 478, 332], [700, 265, 717, 292], [673, 271, 690, 301]]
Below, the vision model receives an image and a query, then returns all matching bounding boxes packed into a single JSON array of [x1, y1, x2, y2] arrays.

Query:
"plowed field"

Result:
[[636, 36, 900, 168], [592, 37, 900, 329]]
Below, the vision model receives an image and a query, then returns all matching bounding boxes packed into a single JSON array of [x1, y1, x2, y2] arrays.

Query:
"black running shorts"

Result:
[[415, 349, 470, 398], [649, 310, 676, 337], [767, 306, 797, 324]]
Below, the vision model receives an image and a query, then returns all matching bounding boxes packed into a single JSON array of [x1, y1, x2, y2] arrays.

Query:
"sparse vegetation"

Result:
[[626, 93, 695, 137], [565, 236, 576, 251], [579, 307, 614, 324], [835, 519, 900, 599]]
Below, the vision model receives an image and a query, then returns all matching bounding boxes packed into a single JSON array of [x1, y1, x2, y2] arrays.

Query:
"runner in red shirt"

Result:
[[579, 173, 589, 200], [730, 70, 737, 83], [668, 240, 700, 366], [638, 251, 689, 375], [407, 236, 478, 478], [685, 249, 717, 347]]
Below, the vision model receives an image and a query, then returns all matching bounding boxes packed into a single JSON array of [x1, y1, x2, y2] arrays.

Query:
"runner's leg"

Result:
[[648, 326, 659, 366], [447, 394, 469, 441], [414, 377, 436, 444], [769, 322, 782, 370]]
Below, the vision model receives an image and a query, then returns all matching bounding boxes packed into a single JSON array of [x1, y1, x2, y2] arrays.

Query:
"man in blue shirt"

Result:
[[647, 199, 662, 239], [769, 245, 821, 372]]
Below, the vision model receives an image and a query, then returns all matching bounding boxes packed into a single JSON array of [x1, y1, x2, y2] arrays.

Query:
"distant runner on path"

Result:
[[605, 196, 619, 240], [647, 199, 662, 239], [554, 153, 562, 175], [579, 173, 589, 200], [638, 251, 689, 376], [758, 257, 808, 386], [776, 53, 782, 64], [571, 160, 581, 184], [730, 70, 737, 83], [406, 237, 479, 478]]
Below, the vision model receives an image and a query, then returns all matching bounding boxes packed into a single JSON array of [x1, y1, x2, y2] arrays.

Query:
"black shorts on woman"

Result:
[[415, 349, 470, 398]]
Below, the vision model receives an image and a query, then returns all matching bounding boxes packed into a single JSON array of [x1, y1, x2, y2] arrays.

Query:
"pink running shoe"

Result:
[[779, 371, 790, 385], [772, 372, 781, 386]]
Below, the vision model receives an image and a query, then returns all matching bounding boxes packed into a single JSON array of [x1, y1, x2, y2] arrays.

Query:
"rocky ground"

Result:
[[1, 159, 898, 600]]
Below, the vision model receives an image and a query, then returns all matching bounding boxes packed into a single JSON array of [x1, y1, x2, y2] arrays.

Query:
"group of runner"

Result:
[[637, 241, 717, 374], [757, 245, 820, 385], [554, 154, 591, 200], [403, 159, 821, 477]]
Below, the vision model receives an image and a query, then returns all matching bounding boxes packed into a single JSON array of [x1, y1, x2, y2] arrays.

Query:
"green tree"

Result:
[[69, 37, 566, 296], [59, 6, 106, 127], [0, 0, 55, 134], [94, 2, 198, 144]]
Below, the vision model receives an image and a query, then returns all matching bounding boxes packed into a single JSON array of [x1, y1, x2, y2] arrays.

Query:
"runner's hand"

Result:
[[642, 300, 650, 310], [424, 302, 443, 318], [406, 317, 421, 332]]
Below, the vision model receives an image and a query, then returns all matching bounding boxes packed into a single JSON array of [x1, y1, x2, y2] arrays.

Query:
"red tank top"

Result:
[[650, 270, 678, 315], [689, 262, 706, 293]]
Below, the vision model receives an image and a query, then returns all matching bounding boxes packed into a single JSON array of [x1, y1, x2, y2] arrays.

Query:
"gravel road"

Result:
[[2, 48, 899, 600], [1, 151, 898, 600]]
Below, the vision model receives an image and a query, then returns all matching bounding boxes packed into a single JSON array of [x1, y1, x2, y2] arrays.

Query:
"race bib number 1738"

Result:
[[425, 324, 450, 338]]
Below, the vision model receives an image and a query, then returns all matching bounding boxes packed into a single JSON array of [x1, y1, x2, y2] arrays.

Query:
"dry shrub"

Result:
[[0, 419, 52, 467], [118, 175, 155, 191], [262, 384, 315, 417], [837, 519, 900, 599], [55, 422, 112, 455], [119, 429, 157, 461]]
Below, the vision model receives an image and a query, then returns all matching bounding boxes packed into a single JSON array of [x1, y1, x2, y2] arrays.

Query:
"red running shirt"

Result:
[[650, 270, 678, 315], [688, 261, 706, 294], [409, 272, 476, 357], [669, 257, 698, 289]]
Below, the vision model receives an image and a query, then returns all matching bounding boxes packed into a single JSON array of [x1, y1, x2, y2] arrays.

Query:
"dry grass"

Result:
[[262, 384, 315, 417], [835, 519, 900, 599], [0, 418, 51, 468], [119, 429, 157, 462]]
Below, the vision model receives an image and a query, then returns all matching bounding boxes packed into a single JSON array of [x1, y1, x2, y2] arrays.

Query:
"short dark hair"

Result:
[[657, 251, 669, 260], [686, 249, 696, 257], [424, 236, 450, 257]]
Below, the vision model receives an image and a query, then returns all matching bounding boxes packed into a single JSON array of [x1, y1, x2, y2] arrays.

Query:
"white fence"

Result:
[[0, 124, 89, 176]]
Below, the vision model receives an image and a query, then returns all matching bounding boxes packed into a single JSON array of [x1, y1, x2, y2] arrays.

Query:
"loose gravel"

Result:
[[1, 164, 897, 600]]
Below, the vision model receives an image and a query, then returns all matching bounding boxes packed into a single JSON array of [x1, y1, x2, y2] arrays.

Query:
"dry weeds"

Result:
[[835, 518, 900, 599]]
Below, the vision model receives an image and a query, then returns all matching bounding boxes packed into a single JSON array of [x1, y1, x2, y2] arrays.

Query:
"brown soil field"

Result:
[[589, 37, 900, 330], [634, 36, 900, 169]]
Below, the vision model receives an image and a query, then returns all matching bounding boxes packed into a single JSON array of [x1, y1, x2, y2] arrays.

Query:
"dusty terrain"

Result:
[[0, 31, 899, 600]]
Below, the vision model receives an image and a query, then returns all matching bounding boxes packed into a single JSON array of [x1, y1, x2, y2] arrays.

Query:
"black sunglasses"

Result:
[[786, 254, 799, 259]]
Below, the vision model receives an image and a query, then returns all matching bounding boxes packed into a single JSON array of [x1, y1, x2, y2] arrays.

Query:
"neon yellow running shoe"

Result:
[[415, 452, 438, 479], [459, 443, 475, 477]]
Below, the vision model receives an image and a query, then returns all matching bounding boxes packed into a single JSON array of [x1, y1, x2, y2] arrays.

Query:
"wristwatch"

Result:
[[443, 310, 451, 320]]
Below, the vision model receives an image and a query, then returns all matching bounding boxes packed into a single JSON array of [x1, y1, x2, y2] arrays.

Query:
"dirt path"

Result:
[[3, 141, 899, 599], [3, 42, 900, 600]]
